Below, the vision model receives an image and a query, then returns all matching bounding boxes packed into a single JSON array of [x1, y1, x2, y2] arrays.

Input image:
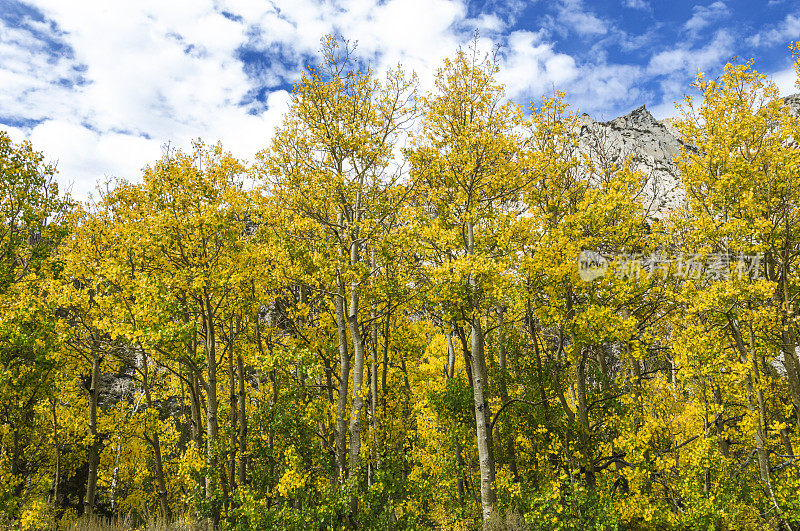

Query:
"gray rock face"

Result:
[[578, 105, 684, 217], [576, 94, 800, 218], [785, 93, 800, 116]]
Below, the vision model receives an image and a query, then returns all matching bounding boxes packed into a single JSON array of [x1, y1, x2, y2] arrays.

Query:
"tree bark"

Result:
[[334, 277, 351, 482], [142, 351, 170, 518], [347, 276, 366, 516], [470, 317, 497, 521], [575, 346, 595, 489], [466, 220, 496, 521], [237, 353, 247, 486], [202, 291, 221, 510], [446, 331, 466, 506], [228, 329, 238, 494], [83, 346, 102, 515], [50, 398, 60, 509]]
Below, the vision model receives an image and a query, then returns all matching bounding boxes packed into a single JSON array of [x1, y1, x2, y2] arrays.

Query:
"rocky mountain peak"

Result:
[[578, 103, 684, 217], [603, 104, 660, 132], [576, 93, 800, 219]]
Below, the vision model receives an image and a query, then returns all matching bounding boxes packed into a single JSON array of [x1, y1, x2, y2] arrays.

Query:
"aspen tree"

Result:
[[409, 43, 527, 521], [258, 35, 416, 521]]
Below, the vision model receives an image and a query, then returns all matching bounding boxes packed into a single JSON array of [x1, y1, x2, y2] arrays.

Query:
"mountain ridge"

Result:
[[577, 93, 800, 217]]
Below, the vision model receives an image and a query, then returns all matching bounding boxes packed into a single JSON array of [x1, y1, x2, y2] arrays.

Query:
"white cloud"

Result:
[[647, 30, 734, 76], [568, 64, 645, 118], [3, 0, 760, 203], [28, 120, 161, 201], [623, 0, 650, 9], [0, 17, 82, 123], [645, 30, 735, 120], [496, 29, 647, 118], [770, 65, 799, 96], [498, 30, 578, 102], [748, 13, 800, 48], [554, 0, 608, 37], [3, 0, 510, 200], [684, 1, 729, 36]]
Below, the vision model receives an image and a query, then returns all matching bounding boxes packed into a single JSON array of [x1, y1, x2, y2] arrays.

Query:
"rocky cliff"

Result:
[[577, 94, 800, 218]]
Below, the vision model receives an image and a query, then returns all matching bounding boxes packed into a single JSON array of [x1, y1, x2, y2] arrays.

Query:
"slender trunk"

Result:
[[50, 398, 60, 508], [334, 278, 351, 481], [370, 303, 379, 485], [190, 369, 204, 452], [527, 309, 550, 423], [749, 328, 777, 507], [347, 278, 366, 516], [11, 428, 22, 503], [471, 317, 497, 520], [381, 310, 390, 417], [83, 346, 102, 515], [142, 352, 170, 518], [269, 368, 278, 498], [575, 346, 595, 489], [110, 441, 120, 512], [228, 332, 237, 494], [496, 319, 519, 483], [202, 292, 220, 509], [454, 323, 474, 387], [237, 354, 247, 486], [466, 220, 496, 521], [713, 385, 731, 458], [631, 357, 642, 432], [186, 334, 205, 455], [596, 346, 609, 392], [447, 332, 456, 379]]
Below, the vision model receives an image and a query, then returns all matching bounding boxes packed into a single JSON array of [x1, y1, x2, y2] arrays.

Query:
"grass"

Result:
[[63, 511, 212, 531]]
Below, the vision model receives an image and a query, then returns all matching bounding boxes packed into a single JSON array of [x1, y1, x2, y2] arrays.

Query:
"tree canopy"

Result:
[[2, 37, 800, 530]]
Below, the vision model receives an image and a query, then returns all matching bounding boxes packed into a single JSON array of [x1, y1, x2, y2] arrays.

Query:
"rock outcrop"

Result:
[[576, 94, 800, 218]]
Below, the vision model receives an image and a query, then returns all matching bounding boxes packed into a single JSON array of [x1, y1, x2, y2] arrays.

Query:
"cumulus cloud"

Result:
[[0, 14, 84, 125], [684, 2, 729, 37], [567, 64, 645, 118], [551, 0, 609, 37], [647, 30, 734, 77], [644, 30, 735, 119], [3, 0, 793, 201], [2, 0, 291, 200], [748, 13, 800, 48], [3, 0, 508, 199], [498, 30, 578, 102]]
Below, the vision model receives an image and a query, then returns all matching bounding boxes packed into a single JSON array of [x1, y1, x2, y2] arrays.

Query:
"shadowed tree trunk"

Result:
[[83, 344, 102, 515], [237, 353, 247, 486], [141, 349, 170, 519]]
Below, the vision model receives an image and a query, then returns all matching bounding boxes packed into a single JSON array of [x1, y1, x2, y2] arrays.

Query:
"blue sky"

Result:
[[1, 0, 798, 199]]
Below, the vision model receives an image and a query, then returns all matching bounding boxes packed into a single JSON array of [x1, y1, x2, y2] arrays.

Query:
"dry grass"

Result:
[[64, 511, 210, 531], [482, 509, 529, 531]]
